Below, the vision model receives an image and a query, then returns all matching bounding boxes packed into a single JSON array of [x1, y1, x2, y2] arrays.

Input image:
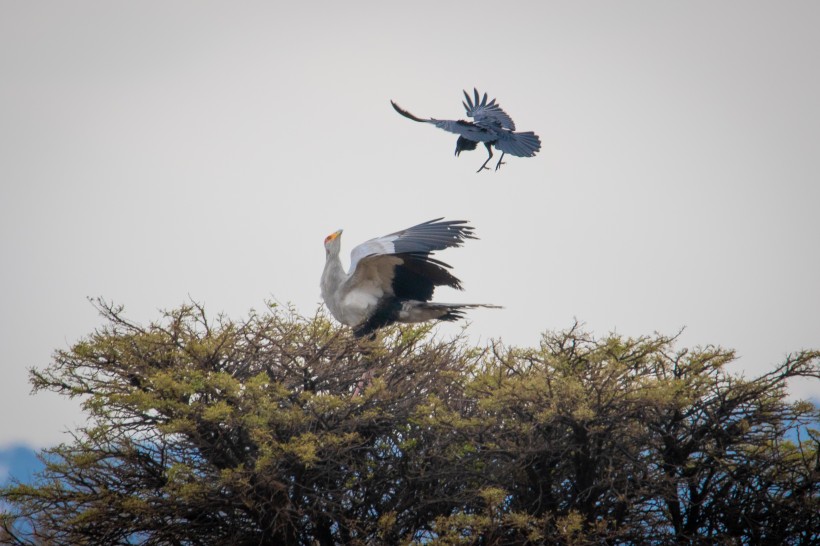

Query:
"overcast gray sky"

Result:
[[1, 1, 818, 448]]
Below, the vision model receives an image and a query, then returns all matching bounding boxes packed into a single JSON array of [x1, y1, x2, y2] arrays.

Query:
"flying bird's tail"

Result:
[[399, 301, 502, 323], [495, 131, 541, 158], [390, 100, 429, 123]]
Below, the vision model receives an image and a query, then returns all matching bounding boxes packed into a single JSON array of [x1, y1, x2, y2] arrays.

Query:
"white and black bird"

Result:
[[321, 218, 500, 338], [391, 88, 541, 172]]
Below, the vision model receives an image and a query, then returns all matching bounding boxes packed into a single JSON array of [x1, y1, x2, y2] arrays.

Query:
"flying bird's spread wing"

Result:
[[391, 101, 484, 139], [390, 100, 429, 124], [429, 119, 488, 139], [463, 88, 516, 131]]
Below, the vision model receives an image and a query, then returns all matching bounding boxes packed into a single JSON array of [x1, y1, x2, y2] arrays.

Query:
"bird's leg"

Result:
[[477, 142, 493, 172], [494, 152, 506, 171], [351, 338, 376, 397], [352, 369, 374, 397]]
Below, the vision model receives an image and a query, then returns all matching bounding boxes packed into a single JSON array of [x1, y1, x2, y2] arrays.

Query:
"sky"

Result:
[[1, 1, 818, 449]]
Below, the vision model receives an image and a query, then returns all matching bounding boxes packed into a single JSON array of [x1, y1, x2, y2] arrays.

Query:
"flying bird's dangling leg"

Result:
[[477, 142, 494, 172], [494, 152, 506, 171]]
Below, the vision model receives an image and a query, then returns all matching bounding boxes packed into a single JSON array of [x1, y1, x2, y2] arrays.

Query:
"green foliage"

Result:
[[1, 300, 818, 545]]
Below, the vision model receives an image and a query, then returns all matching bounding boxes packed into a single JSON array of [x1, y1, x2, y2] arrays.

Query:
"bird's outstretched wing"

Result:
[[392, 100, 490, 140], [390, 100, 430, 123], [463, 88, 516, 131], [348, 218, 476, 273]]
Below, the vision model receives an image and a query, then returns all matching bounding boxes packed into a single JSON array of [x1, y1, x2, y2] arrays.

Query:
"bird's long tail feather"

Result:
[[402, 301, 502, 323]]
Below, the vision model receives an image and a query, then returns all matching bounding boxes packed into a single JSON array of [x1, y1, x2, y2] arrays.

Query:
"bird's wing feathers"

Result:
[[335, 254, 402, 327], [392, 254, 462, 298], [348, 218, 476, 273], [344, 251, 461, 310], [392, 96, 495, 140], [393, 90, 530, 147], [382, 218, 476, 254], [343, 219, 474, 305], [391, 100, 430, 123], [343, 254, 402, 297], [463, 88, 517, 131], [348, 239, 396, 274], [429, 119, 488, 140]]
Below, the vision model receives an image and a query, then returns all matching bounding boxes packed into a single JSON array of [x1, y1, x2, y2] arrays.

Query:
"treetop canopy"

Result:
[[2, 300, 818, 545]]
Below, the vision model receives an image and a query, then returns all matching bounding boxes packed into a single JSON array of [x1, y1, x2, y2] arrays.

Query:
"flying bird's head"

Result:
[[454, 135, 479, 157], [324, 229, 343, 255]]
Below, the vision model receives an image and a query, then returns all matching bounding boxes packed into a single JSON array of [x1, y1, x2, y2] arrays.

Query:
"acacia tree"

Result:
[[1, 301, 818, 545]]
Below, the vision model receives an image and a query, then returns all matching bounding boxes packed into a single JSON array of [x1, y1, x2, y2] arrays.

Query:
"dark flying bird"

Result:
[[321, 218, 500, 338], [391, 88, 541, 172]]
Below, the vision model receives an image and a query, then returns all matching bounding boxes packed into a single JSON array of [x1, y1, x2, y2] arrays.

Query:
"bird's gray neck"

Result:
[[321, 253, 346, 301]]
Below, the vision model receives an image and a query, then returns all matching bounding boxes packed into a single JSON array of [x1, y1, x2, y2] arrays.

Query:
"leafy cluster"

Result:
[[1, 301, 818, 545]]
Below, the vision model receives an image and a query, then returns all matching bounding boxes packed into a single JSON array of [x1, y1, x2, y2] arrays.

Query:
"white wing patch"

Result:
[[348, 236, 398, 273]]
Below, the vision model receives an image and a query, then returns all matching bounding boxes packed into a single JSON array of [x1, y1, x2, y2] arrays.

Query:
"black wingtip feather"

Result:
[[463, 89, 473, 110], [391, 100, 428, 123]]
